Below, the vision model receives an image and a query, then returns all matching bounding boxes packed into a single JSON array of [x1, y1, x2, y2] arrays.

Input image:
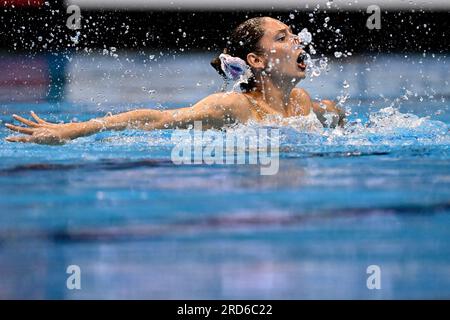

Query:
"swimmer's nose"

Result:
[[290, 35, 302, 48]]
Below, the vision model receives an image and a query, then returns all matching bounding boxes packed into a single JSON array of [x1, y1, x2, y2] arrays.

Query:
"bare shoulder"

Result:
[[177, 91, 253, 126], [288, 87, 314, 116], [198, 92, 253, 117], [291, 87, 313, 103], [292, 88, 336, 109], [203, 92, 252, 107]]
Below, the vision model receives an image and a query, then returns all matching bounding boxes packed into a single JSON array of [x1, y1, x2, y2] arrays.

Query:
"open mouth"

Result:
[[296, 52, 307, 70]]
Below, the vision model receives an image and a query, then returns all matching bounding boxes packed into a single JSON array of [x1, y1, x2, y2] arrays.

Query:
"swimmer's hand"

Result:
[[312, 100, 346, 128], [4, 112, 83, 145]]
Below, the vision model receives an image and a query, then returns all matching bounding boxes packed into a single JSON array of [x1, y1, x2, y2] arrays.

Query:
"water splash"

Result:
[[297, 28, 329, 79], [81, 106, 449, 159], [70, 31, 81, 45]]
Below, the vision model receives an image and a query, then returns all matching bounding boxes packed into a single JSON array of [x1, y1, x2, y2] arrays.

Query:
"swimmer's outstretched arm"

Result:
[[4, 93, 250, 145]]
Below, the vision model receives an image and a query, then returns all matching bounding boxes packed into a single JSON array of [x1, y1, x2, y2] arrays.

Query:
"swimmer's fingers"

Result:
[[5, 135, 32, 143], [30, 111, 52, 124], [5, 123, 34, 135], [12, 114, 39, 127]]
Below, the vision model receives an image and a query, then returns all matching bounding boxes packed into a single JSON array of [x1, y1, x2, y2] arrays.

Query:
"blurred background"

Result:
[[0, 0, 449, 106]]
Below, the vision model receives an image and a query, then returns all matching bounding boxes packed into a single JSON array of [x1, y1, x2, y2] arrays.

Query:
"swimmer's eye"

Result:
[[276, 34, 286, 42]]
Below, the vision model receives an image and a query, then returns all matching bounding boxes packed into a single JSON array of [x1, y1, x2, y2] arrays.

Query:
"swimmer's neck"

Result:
[[246, 76, 298, 115]]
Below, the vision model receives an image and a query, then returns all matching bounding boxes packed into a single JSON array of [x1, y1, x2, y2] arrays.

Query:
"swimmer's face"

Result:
[[251, 18, 307, 83]]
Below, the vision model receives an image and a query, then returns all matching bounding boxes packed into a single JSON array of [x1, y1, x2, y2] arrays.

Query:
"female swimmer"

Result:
[[5, 17, 345, 144]]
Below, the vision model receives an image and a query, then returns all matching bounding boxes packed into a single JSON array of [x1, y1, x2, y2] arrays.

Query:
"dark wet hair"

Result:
[[211, 17, 266, 92]]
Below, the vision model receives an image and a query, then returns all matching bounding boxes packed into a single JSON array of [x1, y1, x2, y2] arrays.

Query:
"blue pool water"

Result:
[[0, 53, 449, 299]]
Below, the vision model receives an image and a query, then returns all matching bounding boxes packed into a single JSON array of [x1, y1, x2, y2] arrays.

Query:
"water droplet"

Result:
[[343, 80, 350, 89], [298, 28, 312, 45]]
